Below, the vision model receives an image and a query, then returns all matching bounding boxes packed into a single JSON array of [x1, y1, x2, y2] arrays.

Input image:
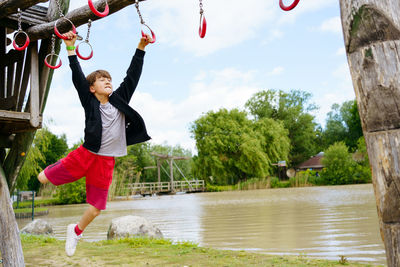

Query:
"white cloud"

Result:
[[130, 68, 261, 152], [268, 66, 284, 76], [319, 17, 342, 34], [278, 0, 338, 24], [146, 0, 277, 56]]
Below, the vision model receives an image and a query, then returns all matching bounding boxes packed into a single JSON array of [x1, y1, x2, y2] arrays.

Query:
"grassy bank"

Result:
[[206, 176, 308, 192], [19, 234, 380, 266], [13, 198, 61, 209]]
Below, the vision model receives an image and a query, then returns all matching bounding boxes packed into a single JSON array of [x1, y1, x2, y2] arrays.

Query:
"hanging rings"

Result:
[[54, 17, 77, 40], [279, 0, 300, 11], [76, 19, 94, 60], [198, 0, 206, 38], [135, 1, 156, 44], [88, 0, 109, 17], [12, 9, 30, 51], [44, 34, 62, 69]]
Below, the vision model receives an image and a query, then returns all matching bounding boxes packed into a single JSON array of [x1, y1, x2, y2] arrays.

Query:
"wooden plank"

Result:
[[6, 56, 14, 97], [17, 46, 31, 111], [13, 49, 24, 111], [0, 110, 30, 121], [29, 41, 39, 127], [0, 26, 5, 98]]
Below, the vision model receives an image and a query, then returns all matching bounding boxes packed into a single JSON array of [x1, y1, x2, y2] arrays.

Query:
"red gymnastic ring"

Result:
[[12, 31, 30, 51], [76, 42, 94, 60], [44, 54, 62, 69], [279, 0, 300, 11], [88, 0, 109, 17], [54, 17, 77, 40], [141, 24, 156, 44], [199, 15, 207, 38]]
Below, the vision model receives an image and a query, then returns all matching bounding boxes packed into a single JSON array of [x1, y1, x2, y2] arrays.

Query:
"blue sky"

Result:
[[42, 0, 355, 153]]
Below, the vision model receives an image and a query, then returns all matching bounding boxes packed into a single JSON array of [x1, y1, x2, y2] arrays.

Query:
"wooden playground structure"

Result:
[[1, 0, 400, 266]]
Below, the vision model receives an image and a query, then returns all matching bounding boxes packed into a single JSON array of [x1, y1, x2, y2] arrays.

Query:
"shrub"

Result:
[[55, 178, 86, 204]]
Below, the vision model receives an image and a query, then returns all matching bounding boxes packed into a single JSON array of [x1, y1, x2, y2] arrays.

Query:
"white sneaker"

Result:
[[65, 224, 82, 256]]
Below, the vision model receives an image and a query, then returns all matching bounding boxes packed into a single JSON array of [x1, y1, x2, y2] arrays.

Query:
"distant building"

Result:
[[297, 152, 324, 171]]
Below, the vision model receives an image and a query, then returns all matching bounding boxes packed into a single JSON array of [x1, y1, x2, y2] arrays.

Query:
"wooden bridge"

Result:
[[125, 180, 205, 195]]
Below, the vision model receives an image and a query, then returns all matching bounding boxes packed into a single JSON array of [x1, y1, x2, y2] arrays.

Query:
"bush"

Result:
[[55, 178, 86, 204], [270, 177, 290, 188], [320, 141, 371, 185]]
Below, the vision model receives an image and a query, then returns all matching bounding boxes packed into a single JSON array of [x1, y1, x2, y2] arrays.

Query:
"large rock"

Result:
[[21, 219, 53, 235], [107, 215, 163, 240]]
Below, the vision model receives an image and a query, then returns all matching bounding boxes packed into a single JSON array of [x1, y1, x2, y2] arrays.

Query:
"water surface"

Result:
[[18, 184, 386, 265]]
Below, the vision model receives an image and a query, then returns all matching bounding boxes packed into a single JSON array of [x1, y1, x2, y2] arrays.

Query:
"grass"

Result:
[[13, 198, 61, 209], [13, 207, 48, 214], [18, 234, 382, 267]]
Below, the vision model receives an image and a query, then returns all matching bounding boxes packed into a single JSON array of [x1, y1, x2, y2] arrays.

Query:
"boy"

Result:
[[37, 31, 152, 256]]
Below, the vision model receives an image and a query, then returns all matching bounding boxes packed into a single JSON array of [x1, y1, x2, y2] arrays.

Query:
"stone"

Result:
[[21, 219, 53, 235], [107, 215, 163, 240]]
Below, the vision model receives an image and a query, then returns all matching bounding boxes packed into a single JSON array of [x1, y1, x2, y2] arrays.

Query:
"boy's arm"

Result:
[[63, 31, 91, 106], [114, 36, 151, 101]]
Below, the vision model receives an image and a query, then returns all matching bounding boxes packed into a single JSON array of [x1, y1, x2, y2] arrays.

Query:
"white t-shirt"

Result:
[[93, 102, 127, 157]]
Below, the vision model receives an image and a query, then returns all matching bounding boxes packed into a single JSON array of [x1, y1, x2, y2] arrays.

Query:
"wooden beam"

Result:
[[0, 110, 31, 121], [0, 0, 48, 19], [339, 1, 400, 266], [0, 26, 5, 98], [25, 0, 146, 42], [0, 166, 25, 266], [29, 41, 40, 128]]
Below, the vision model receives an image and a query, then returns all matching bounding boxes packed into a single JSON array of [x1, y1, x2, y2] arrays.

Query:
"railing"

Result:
[[126, 180, 205, 195]]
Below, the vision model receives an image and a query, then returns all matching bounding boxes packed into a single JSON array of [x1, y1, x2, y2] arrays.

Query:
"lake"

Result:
[[17, 183, 386, 265]]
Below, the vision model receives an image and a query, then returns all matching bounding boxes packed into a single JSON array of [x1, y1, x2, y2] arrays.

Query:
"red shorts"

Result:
[[44, 145, 115, 210]]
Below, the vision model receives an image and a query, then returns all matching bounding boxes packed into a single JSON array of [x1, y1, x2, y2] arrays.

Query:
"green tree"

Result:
[[322, 100, 363, 151], [245, 89, 318, 166], [16, 127, 69, 192], [320, 142, 355, 185], [191, 108, 290, 185]]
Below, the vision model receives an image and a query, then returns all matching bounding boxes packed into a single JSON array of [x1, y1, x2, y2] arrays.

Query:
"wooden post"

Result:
[[169, 159, 174, 192], [339, 1, 400, 266], [157, 159, 161, 183], [29, 42, 40, 128], [0, 166, 24, 267]]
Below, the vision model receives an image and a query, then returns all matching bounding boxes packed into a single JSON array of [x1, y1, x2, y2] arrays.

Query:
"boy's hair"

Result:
[[86, 70, 112, 86]]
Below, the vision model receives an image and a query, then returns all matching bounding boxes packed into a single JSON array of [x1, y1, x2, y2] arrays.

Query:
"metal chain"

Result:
[[50, 34, 56, 54], [17, 8, 22, 30], [135, 1, 145, 25], [85, 19, 92, 42], [199, 0, 204, 15], [56, 0, 64, 17]]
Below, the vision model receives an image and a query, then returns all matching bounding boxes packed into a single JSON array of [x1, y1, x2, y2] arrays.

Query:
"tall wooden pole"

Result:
[[339, 1, 400, 266], [0, 166, 24, 266]]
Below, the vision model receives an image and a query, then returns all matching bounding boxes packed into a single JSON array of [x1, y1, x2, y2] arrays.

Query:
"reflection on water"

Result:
[[17, 184, 386, 265]]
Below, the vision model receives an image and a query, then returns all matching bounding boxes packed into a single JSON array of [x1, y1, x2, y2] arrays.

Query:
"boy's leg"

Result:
[[65, 204, 100, 257], [78, 204, 101, 231]]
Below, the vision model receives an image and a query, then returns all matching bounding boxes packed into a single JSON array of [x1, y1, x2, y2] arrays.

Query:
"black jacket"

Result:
[[68, 49, 151, 153]]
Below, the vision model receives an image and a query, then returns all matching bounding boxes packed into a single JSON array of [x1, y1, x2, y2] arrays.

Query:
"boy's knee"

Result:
[[37, 171, 49, 184], [89, 206, 101, 217]]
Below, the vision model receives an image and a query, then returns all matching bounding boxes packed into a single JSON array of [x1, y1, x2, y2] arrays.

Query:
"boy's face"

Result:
[[90, 76, 113, 96]]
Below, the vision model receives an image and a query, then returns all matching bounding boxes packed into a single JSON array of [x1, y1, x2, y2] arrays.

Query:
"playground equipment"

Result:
[[12, 9, 30, 51], [76, 19, 94, 60], [134, 0, 156, 44]]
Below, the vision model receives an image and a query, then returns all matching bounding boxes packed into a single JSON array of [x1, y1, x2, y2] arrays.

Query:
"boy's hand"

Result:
[[138, 34, 152, 51], [62, 31, 77, 46]]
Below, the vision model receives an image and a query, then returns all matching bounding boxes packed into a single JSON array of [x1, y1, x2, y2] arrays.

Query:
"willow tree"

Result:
[[339, 0, 400, 266], [0, 1, 145, 266]]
